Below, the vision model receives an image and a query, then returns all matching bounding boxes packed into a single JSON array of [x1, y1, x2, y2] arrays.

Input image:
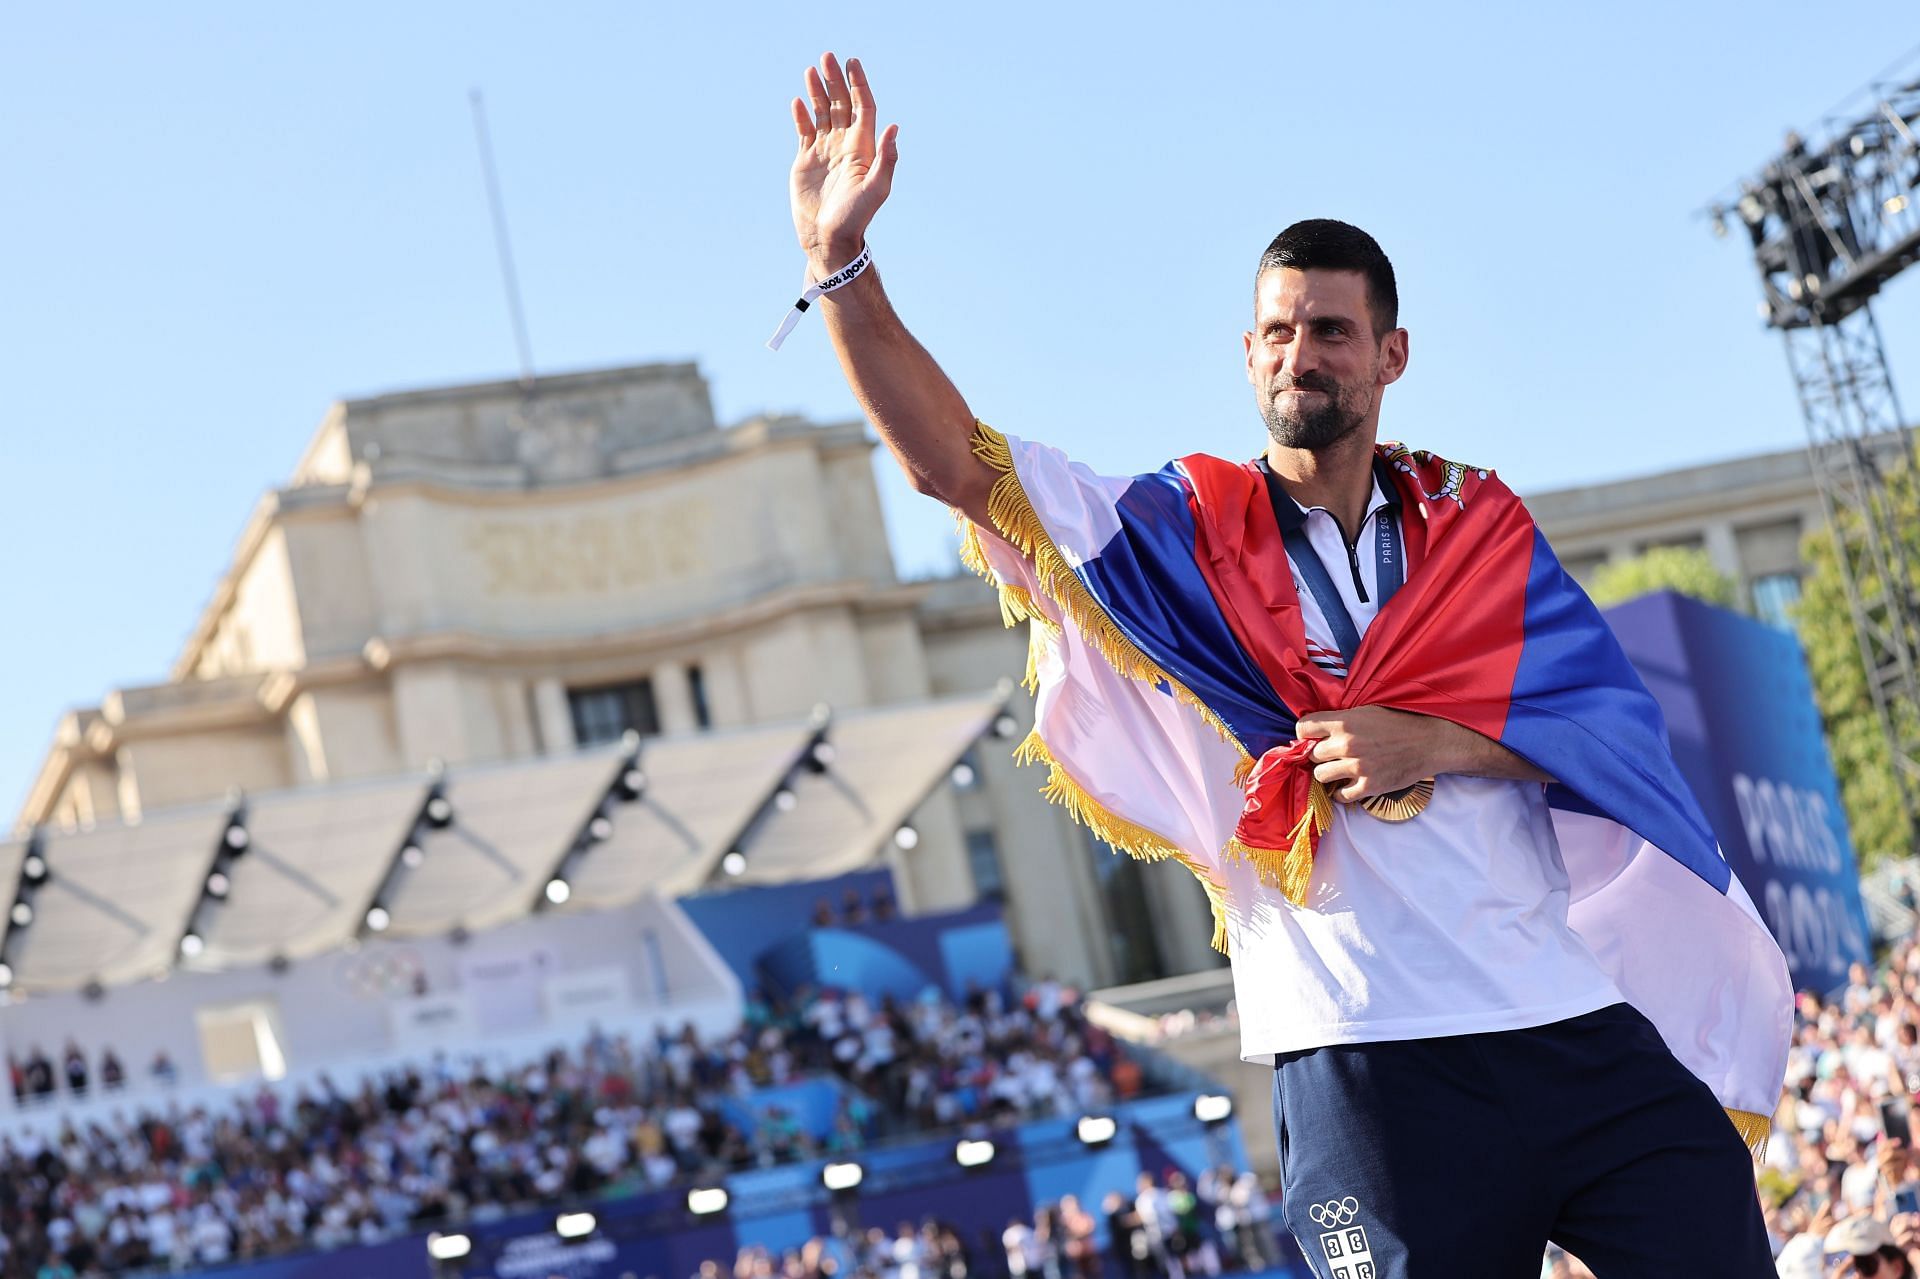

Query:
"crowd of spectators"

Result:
[[696, 1166, 1283, 1279], [1763, 934, 1920, 1277], [0, 980, 1150, 1278]]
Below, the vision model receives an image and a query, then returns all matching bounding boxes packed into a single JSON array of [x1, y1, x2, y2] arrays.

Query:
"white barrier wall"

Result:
[[0, 893, 741, 1131]]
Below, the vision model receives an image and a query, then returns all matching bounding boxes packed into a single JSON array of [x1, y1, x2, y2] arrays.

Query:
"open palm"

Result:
[[790, 53, 898, 269]]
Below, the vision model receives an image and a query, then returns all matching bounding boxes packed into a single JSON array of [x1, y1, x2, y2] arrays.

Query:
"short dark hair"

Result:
[[1255, 219, 1399, 335]]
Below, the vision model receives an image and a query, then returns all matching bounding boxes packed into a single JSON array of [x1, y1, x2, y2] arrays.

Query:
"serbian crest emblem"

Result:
[[1307, 1197, 1375, 1279]]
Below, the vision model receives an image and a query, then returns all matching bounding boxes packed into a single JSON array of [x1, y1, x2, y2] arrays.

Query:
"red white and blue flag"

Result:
[[959, 422, 1793, 1149]]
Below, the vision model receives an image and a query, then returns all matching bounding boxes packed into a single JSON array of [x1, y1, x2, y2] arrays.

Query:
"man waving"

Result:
[[781, 53, 1790, 1277]]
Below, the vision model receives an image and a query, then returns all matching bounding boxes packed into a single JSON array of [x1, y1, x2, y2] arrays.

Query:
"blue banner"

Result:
[[1605, 591, 1870, 993]]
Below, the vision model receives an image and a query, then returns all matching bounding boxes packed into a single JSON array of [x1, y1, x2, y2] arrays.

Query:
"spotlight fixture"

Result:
[[1193, 1093, 1234, 1125], [0, 963, 12, 989], [223, 824, 250, 852], [426, 1233, 472, 1262], [773, 786, 798, 813], [954, 1138, 996, 1168], [721, 851, 747, 877], [545, 878, 572, 906], [810, 740, 837, 769], [9, 901, 32, 928], [618, 768, 647, 801], [555, 1211, 596, 1239], [588, 815, 614, 842], [686, 1186, 730, 1216], [20, 855, 47, 885], [1076, 1115, 1118, 1146], [179, 932, 205, 958], [205, 872, 231, 900], [400, 844, 425, 870], [991, 712, 1019, 740], [365, 906, 391, 933], [821, 1161, 865, 1192], [893, 824, 920, 851], [425, 795, 454, 828], [950, 761, 977, 788]]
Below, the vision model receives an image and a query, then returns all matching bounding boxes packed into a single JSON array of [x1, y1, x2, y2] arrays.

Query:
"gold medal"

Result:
[[1359, 778, 1434, 822]]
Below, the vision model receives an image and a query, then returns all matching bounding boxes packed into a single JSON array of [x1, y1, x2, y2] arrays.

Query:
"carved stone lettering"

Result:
[[465, 498, 715, 597]]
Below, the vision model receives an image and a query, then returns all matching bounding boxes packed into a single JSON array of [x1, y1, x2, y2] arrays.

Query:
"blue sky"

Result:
[[3, 3, 1917, 821]]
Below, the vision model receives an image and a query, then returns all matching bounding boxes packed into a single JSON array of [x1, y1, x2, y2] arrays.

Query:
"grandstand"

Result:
[[0, 690, 1275, 1279]]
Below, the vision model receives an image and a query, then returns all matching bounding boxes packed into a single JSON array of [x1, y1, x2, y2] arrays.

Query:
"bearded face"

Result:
[[1257, 361, 1380, 452], [1244, 267, 1402, 456]]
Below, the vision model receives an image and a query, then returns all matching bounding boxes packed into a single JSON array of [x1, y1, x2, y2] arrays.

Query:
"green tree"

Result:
[[1587, 546, 1738, 610], [1795, 462, 1920, 870]]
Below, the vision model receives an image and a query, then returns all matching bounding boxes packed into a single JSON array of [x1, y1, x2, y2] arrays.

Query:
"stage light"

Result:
[[1076, 1115, 1117, 1146], [893, 824, 920, 850], [425, 796, 454, 828], [10, 902, 32, 928], [400, 844, 425, 869], [774, 786, 798, 812], [810, 741, 837, 768], [955, 1138, 996, 1168], [555, 1211, 596, 1239], [1194, 1094, 1234, 1124], [180, 932, 204, 958], [950, 761, 977, 788], [618, 768, 647, 801], [205, 872, 231, 900], [365, 906, 391, 933], [21, 855, 46, 884], [0, 964, 12, 989], [687, 1187, 729, 1216], [822, 1162, 864, 1192], [426, 1233, 472, 1261], [223, 825, 250, 852], [545, 878, 572, 906], [991, 712, 1019, 740], [721, 851, 747, 877]]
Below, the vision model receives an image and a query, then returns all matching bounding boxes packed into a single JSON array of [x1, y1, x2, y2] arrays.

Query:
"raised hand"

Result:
[[790, 53, 898, 275]]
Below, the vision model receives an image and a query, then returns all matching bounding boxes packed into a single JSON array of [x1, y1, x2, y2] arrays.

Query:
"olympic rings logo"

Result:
[[1308, 1197, 1360, 1228]]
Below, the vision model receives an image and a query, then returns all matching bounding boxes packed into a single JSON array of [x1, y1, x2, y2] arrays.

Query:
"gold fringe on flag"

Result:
[[955, 422, 1250, 766], [1014, 730, 1234, 954], [1726, 1108, 1771, 1161], [1222, 777, 1333, 907]]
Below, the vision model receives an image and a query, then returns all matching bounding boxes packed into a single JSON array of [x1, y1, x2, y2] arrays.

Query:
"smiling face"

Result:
[[1245, 266, 1408, 453]]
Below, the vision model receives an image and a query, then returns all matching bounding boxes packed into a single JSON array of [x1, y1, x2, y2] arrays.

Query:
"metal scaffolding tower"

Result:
[[1711, 62, 1920, 850]]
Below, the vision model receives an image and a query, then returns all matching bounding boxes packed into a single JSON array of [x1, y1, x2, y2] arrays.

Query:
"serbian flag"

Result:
[[958, 421, 1792, 1153]]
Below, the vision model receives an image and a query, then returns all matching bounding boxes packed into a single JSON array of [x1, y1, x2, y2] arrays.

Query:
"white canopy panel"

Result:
[[563, 721, 815, 907], [197, 774, 431, 966], [8, 805, 229, 992], [383, 750, 625, 937], [731, 691, 1004, 885]]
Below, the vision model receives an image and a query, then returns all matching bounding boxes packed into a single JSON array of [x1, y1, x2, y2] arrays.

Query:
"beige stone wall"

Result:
[[114, 725, 293, 816], [282, 509, 381, 662], [192, 528, 306, 680]]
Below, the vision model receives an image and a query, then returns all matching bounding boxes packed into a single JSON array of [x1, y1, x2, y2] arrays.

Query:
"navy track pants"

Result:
[[1271, 1002, 1773, 1278]]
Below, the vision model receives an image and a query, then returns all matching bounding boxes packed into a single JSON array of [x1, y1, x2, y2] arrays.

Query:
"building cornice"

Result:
[[170, 411, 870, 681]]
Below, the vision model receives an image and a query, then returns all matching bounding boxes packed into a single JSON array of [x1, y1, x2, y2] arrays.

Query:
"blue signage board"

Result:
[[1604, 591, 1870, 993]]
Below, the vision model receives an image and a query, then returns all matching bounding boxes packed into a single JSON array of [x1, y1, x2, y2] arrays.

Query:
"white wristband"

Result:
[[765, 244, 874, 351]]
